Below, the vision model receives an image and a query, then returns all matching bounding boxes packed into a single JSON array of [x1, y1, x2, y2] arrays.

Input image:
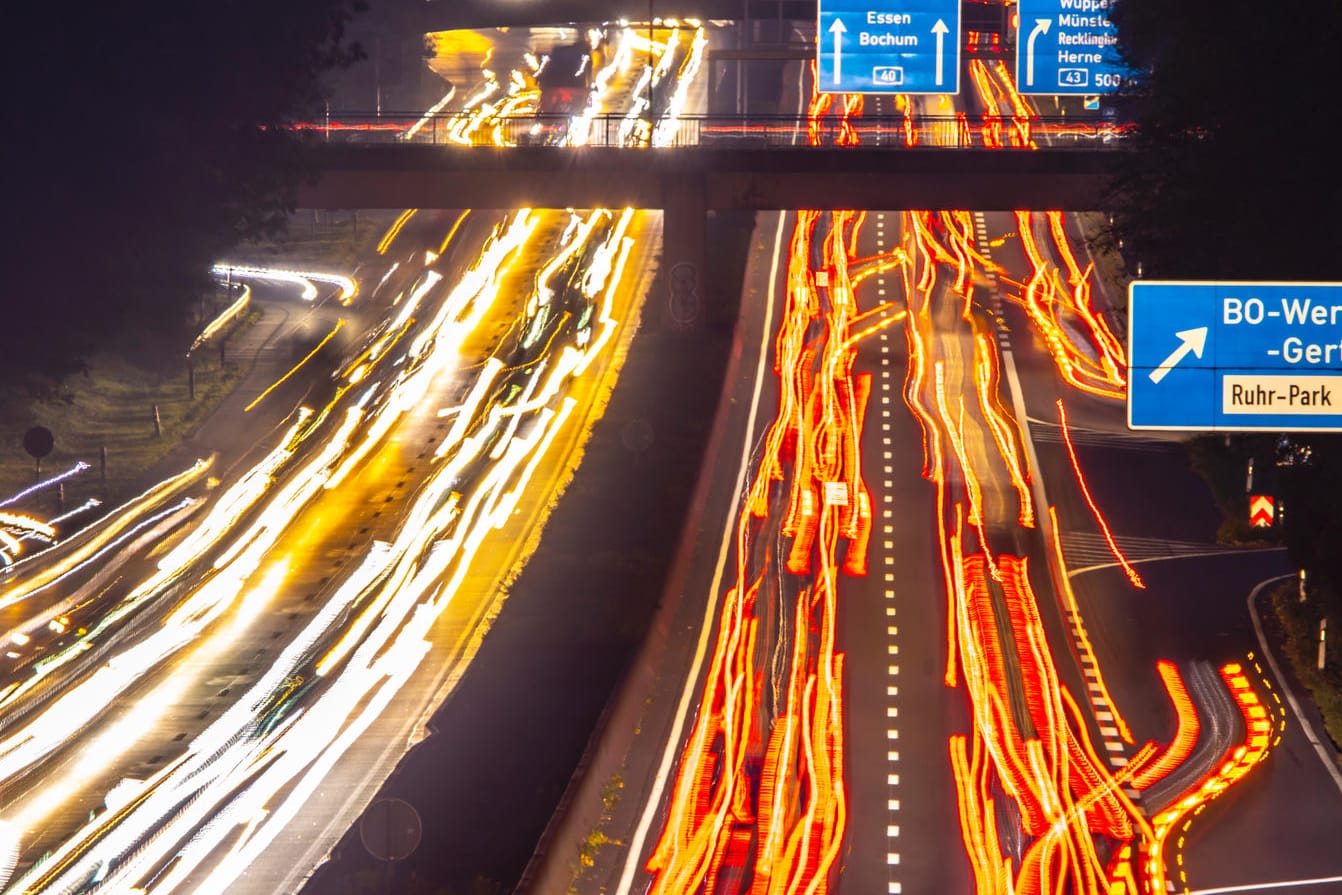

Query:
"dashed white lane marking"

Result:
[[972, 211, 1011, 353], [872, 251, 900, 888]]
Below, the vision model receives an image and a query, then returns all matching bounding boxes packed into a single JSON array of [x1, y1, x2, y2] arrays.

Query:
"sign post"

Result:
[[817, 0, 961, 95], [1128, 281, 1342, 431], [1016, 0, 1126, 95]]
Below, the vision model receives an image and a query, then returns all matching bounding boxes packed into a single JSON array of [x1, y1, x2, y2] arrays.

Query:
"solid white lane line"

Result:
[[1187, 874, 1342, 894], [1247, 575, 1342, 796], [613, 210, 786, 895]]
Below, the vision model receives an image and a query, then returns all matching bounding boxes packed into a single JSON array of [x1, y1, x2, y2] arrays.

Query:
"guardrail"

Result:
[[294, 112, 1133, 150]]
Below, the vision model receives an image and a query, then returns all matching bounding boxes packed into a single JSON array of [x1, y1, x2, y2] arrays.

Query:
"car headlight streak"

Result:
[[211, 263, 356, 305], [0, 195, 642, 892]]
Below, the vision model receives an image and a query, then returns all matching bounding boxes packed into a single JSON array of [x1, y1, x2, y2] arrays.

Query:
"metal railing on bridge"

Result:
[[296, 112, 1132, 150]]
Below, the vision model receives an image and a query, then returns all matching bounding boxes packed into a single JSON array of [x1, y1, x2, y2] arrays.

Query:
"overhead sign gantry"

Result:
[[1128, 281, 1342, 431], [817, 0, 961, 94]]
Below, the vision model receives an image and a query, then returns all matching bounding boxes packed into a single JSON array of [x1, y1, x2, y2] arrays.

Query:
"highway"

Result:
[[5, 14, 1342, 895], [557, 36, 1342, 895], [0, 21, 716, 894]]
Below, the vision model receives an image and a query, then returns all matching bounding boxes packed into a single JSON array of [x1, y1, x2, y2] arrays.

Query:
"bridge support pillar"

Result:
[[661, 175, 707, 329]]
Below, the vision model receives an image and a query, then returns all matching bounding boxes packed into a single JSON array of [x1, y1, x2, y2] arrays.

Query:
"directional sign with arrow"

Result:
[[1016, 0, 1128, 96], [829, 18, 847, 86], [1023, 18, 1050, 90], [816, 0, 961, 95], [1129, 281, 1342, 431]]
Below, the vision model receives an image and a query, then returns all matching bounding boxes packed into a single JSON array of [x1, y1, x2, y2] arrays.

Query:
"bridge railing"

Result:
[[295, 113, 1133, 150]]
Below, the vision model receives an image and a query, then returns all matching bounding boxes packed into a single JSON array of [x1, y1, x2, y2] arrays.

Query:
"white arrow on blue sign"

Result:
[[1128, 281, 1342, 431], [817, 0, 961, 95], [1016, 0, 1128, 95]]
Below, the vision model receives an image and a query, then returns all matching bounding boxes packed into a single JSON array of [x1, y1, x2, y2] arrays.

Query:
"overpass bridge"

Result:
[[297, 115, 1129, 312]]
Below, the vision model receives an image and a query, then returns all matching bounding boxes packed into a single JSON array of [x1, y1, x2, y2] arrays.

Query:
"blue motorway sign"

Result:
[[1016, 0, 1126, 95], [1128, 281, 1342, 431], [817, 0, 960, 95]]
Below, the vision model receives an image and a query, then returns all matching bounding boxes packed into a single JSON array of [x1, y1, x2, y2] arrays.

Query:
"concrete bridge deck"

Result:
[[298, 144, 1124, 212]]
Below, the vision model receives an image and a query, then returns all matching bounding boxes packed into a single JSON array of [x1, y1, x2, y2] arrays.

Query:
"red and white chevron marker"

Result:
[[1250, 494, 1276, 528]]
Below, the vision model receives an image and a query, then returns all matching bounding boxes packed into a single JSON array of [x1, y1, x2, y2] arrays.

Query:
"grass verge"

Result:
[[0, 310, 261, 515], [233, 210, 401, 271], [1269, 581, 1342, 759], [1076, 210, 1132, 312], [0, 209, 391, 521]]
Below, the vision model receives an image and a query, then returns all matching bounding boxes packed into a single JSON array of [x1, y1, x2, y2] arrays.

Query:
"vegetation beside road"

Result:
[[233, 210, 401, 271], [0, 311, 258, 513], [1111, 0, 1342, 743], [0, 207, 393, 521], [1270, 582, 1342, 759], [1184, 434, 1277, 546], [5, 0, 365, 388]]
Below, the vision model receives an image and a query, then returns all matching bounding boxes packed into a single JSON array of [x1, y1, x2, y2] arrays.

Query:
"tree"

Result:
[[1, 0, 365, 386], [1108, 0, 1342, 582], [1108, 0, 1342, 280]]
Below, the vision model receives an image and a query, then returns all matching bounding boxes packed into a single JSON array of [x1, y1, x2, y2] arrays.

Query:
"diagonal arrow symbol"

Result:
[[1148, 326, 1208, 384]]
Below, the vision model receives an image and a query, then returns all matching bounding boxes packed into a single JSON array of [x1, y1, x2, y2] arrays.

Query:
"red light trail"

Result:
[[643, 58, 1275, 895]]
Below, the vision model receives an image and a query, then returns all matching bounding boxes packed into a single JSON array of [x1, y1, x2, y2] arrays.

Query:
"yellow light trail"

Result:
[[243, 319, 345, 413], [377, 209, 418, 255]]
